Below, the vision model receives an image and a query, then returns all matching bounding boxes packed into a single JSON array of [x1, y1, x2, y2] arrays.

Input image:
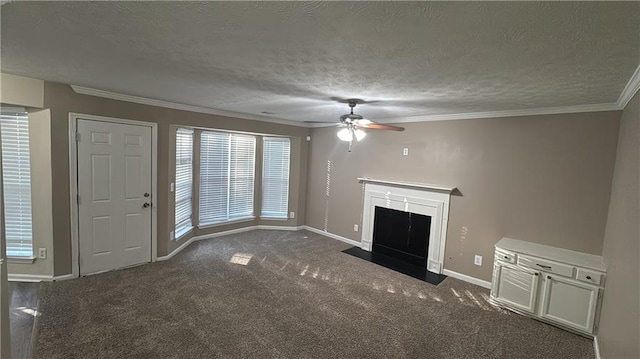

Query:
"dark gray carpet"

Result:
[[33, 230, 594, 358]]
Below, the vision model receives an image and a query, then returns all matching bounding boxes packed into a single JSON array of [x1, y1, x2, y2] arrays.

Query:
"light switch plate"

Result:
[[474, 255, 483, 266], [353, 224, 359, 232], [289, 212, 295, 219], [403, 148, 409, 156]]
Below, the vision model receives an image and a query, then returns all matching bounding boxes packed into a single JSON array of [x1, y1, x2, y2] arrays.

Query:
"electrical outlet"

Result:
[[403, 148, 409, 156], [289, 212, 295, 219], [474, 255, 483, 266], [353, 224, 359, 232], [38, 248, 47, 259], [170, 230, 175, 241]]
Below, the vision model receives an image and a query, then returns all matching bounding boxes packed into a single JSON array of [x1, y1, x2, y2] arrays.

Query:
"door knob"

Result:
[[143, 202, 150, 208]]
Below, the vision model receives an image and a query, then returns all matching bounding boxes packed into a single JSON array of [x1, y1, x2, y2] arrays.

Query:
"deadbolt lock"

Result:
[[144, 193, 150, 197]]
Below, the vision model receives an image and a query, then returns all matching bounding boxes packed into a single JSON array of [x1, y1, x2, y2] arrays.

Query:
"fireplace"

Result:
[[359, 177, 455, 274], [372, 207, 431, 267]]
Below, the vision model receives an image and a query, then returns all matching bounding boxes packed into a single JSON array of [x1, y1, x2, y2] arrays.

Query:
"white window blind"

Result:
[[174, 128, 193, 238], [261, 138, 290, 218], [199, 131, 255, 225], [1, 113, 33, 257]]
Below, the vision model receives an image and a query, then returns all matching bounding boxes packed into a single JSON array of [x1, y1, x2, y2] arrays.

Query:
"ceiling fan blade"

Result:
[[303, 121, 340, 124], [356, 122, 405, 131]]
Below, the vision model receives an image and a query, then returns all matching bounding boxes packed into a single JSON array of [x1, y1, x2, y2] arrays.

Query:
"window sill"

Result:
[[175, 227, 193, 241], [198, 216, 256, 229], [7, 256, 36, 264], [260, 216, 289, 221]]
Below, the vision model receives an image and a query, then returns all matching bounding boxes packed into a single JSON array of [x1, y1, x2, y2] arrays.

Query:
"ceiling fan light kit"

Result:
[[337, 127, 366, 142], [334, 99, 405, 152]]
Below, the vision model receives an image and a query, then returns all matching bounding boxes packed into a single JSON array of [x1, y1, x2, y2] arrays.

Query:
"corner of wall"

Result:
[[0, 73, 44, 108]]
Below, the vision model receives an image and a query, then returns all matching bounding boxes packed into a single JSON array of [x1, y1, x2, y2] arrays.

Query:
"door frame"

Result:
[[68, 113, 158, 278]]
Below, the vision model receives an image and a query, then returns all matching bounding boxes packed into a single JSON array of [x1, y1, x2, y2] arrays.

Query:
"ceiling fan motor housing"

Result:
[[340, 113, 364, 122]]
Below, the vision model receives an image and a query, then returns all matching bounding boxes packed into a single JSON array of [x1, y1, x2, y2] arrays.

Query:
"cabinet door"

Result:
[[540, 274, 599, 334], [492, 263, 540, 314]]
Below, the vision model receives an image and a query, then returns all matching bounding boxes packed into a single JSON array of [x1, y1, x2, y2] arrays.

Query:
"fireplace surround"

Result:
[[359, 177, 455, 274]]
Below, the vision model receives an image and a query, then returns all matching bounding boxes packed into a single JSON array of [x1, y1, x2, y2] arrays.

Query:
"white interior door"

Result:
[[77, 119, 152, 275]]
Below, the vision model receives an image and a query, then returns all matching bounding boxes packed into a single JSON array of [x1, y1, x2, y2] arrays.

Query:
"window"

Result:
[[175, 128, 193, 238], [261, 138, 290, 218], [199, 131, 256, 225], [0, 112, 33, 257]]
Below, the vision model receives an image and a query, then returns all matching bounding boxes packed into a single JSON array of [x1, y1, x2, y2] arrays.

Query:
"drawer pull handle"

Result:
[[534, 273, 539, 276], [536, 264, 552, 269], [504, 256, 509, 259], [586, 276, 592, 280], [547, 275, 552, 279]]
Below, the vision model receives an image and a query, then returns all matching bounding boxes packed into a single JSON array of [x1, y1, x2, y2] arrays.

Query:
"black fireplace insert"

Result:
[[372, 206, 431, 267]]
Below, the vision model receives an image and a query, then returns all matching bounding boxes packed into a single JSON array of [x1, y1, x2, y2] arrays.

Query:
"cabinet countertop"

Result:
[[496, 237, 606, 272]]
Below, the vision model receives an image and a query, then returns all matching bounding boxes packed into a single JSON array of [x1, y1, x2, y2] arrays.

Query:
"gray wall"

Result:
[[305, 111, 621, 281], [598, 91, 639, 359], [44, 82, 309, 276]]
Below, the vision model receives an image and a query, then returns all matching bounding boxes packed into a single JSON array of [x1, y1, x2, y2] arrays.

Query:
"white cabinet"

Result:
[[540, 274, 600, 334], [491, 238, 606, 337], [492, 263, 539, 314]]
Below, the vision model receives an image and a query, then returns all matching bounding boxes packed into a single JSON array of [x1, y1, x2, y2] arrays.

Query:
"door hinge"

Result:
[[75, 132, 81, 142], [77, 194, 81, 205]]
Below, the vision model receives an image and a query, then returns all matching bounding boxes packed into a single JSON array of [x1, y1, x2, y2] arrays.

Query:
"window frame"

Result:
[[198, 130, 256, 227], [260, 137, 291, 220], [174, 127, 194, 240], [1, 112, 35, 259]]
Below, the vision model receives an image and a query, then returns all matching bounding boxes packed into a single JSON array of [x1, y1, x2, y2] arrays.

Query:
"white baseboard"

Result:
[[8, 273, 53, 282], [157, 225, 304, 261], [257, 225, 303, 231], [157, 236, 198, 261], [192, 225, 303, 241], [52, 273, 76, 281], [301, 225, 361, 247], [442, 269, 492, 289], [593, 335, 601, 359]]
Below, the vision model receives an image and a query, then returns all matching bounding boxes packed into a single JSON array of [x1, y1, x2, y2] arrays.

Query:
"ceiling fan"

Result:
[[308, 99, 404, 152]]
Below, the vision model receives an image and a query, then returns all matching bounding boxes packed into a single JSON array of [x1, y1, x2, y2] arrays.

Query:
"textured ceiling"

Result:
[[1, 1, 639, 123]]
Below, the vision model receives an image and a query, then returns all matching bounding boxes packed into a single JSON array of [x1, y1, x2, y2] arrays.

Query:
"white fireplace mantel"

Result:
[[357, 177, 456, 194], [359, 177, 455, 274]]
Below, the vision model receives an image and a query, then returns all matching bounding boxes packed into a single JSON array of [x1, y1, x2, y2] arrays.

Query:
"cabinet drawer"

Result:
[[576, 268, 604, 286], [495, 248, 516, 264], [518, 255, 574, 278]]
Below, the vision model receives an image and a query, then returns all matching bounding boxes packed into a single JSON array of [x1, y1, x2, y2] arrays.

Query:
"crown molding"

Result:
[[617, 64, 640, 109], [72, 78, 633, 129], [306, 103, 621, 127], [69, 85, 309, 128]]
